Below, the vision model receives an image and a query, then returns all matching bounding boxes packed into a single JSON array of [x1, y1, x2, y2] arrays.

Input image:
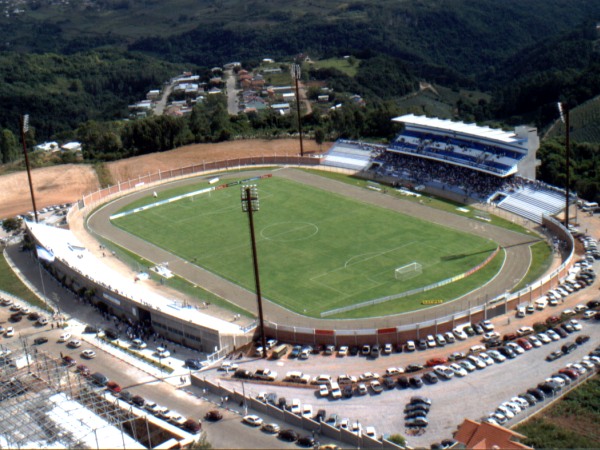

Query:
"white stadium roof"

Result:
[[26, 221, 244, 335], [393, 114, 524, 145]]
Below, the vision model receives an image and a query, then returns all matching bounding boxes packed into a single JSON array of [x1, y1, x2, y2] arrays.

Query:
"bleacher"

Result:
[[497, 186, 565, 224], [322, 140, 385, 171], [389, 130, 525, 176]]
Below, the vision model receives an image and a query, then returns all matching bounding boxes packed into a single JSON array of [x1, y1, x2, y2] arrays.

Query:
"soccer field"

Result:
[[112, 176, 499, 317]]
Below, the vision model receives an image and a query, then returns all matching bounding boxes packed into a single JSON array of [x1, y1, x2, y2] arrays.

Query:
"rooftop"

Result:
[[393, 114, 524, 145]]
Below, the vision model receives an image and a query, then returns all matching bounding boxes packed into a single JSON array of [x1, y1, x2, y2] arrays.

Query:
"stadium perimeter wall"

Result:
[[67, 157, 575, 348]]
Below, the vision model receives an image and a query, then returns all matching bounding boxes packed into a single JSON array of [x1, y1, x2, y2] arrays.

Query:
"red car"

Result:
[[62, 355, 77, 367], [559, 368, 579, 380], [516, 338, 533, 351], [183, 418, 201, 434], [546, 315, 560, 325], [426, 357, 447, 367], [107, 381, 122, 394], [76, 364, 91, 377]]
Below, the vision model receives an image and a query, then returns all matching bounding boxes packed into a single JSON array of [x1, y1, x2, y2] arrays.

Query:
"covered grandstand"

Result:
[[323, 114, 568, 224]]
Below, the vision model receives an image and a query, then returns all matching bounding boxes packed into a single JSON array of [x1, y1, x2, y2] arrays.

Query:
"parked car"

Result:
[[261, 422, 280, 433], [243, 415, 263, 427], [205, 410, 223, 421], [278, 429, 299, 442]]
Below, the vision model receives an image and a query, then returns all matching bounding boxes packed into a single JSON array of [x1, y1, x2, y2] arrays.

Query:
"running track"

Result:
[[86, 167, 538, 330]]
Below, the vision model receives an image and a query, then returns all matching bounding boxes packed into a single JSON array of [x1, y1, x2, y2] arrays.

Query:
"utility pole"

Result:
[[557, 102, 570, 228], [241, 185, 267, 358], [291, 64, 305, 157], [20, 114, 39, 223]]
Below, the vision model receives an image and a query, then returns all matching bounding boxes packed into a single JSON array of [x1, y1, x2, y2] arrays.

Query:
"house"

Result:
[[262, 58, 274, 63], [224, 62, 241, 70], [128, 100, 152, 111], [61, 142, 82, 152], [282, 92, 296, 102], [318, 95, 329, 103], [454, 419, 532, 449], [146, 90, 160, 100], [271, 103, 290, 114], [35, 142, 59, 152]]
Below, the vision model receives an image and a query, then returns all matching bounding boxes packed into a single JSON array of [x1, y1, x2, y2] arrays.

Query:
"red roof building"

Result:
[[454, 419, 532, 449]]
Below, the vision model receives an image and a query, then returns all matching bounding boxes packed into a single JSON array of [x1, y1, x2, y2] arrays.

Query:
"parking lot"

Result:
[[203, 285, 600, 447]]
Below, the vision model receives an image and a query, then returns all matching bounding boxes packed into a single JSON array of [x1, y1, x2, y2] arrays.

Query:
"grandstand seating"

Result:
[[497, 186, 565, 224], [322, 140, 385, 171]]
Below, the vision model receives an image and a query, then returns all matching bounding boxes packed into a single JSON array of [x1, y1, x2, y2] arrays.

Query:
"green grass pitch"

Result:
[[113, 176, 499, 317]]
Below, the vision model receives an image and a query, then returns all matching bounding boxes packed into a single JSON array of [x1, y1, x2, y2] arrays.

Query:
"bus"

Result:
[[271, 344, 288, 359]]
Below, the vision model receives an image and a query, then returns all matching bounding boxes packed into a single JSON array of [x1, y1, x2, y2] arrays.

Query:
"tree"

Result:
[[2, 217, 23, 233], [0, 128, 20, 163], [314, 128, 325, 150]]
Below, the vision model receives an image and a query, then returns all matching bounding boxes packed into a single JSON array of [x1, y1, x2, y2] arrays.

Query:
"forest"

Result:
[[1, 0, 600, 201]]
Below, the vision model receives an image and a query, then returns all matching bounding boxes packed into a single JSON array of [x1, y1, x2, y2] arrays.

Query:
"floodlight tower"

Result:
[[291, 63, 305, 157], [20, 114, 39, 223], [241, 185, 267, 358], [557, 102, 570, 229]]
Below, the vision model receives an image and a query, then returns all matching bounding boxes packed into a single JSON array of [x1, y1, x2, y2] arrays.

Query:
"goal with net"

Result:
[[395, 262, 423, 280]]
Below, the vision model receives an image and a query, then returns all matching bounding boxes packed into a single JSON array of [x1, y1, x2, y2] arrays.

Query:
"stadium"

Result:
[[28, 115, 576, 351]]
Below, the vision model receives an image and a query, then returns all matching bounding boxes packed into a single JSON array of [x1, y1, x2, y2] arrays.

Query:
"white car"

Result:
[[467, 355, 486, 369], [337, 346, 349, 356], [528, 335, 542, 348], [574, 304, 588, 313], [433, 365, 454, 380], [516, 326, 534, 337], [169, 414, 187, 427], [359, 372, 379, 381], [339, 418, 350, 430], [356, 383, 368, 395], [583, 310, 596, 320], [482, 331, 500, 342], [243, 415, 263, 427], [350, 422, 362, 436], [496, 405, 514, 419], [365, 426, 377, 438], [385, 367, 403, 375], [426, 335, 436, 347], [5, 327, 14, 337], [67, 339, 82, 348], [81, 349, 96, 359], [58, 332, 72, 342], [480, 320, 494, 332], [155, 347, 170, 358], [302, 404, 313, 419], [537, 333, 551, 344], [219, 362, 239, 372], [487, 350, 506, 363], [459, 360, 476, 372], [546, 329, 561, 341], [569, 319, 582, 331], [290, 399, 301, 414], [478, 353, 494, 366], [312, 374, 332, 384], [383, 343, 393, 354], [449, 363, 468, 377], [512, 397, 529, 410], [131, 338, 147, 349], [453, 328, 468, 340], [319, 385, 329, 397], [405, 340, 416, 351], [507, 342, 525, 355]]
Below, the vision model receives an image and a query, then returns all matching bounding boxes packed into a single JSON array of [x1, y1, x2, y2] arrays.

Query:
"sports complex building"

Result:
[[27, 115, 576, 353]]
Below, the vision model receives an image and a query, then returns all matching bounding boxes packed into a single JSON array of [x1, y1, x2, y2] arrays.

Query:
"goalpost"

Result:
[[395, 262, 423, 281]]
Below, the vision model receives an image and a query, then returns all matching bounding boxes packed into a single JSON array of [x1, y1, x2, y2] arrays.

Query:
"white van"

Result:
[[535, 297, 548, 310], [582, 201, 598, 211], [516, 307, 526, 318]]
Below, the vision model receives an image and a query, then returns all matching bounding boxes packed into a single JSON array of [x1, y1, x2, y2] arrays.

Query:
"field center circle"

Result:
[[260, 222, 319, 242]]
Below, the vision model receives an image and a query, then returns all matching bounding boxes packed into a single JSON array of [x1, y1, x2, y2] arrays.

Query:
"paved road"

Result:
[[86, 167, 536, 329], [225, 69, 239, 115], [205, 281, 600, 447], [3, 246, 343, 449]]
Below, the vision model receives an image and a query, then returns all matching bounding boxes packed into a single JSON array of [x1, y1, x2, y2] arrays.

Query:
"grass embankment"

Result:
[[514, 374, 600, 448], [0, 251, 52, 311], [92, 237, 252, 318], [511, 241, 553, 293]]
